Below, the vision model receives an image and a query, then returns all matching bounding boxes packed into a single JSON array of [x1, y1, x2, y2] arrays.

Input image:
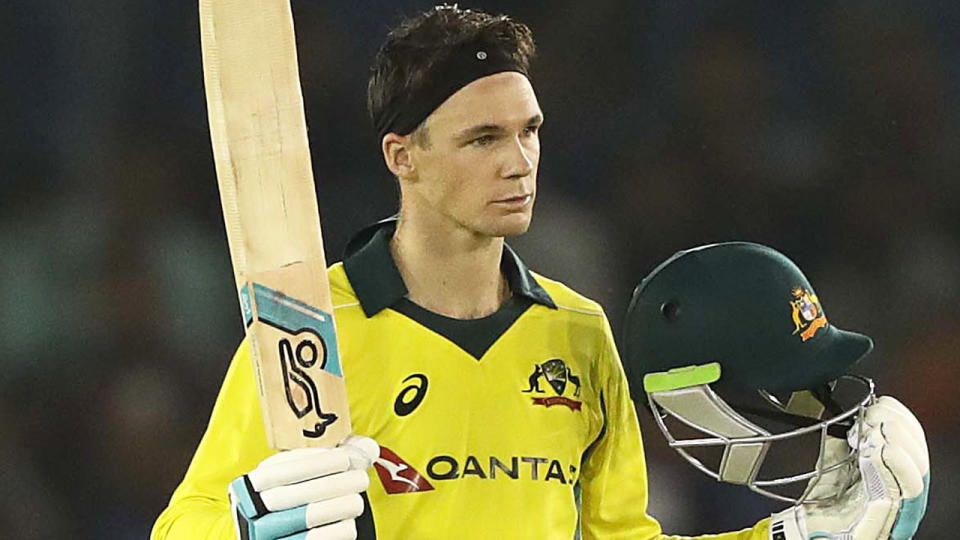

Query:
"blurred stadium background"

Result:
[[2, 1, 958, 537]]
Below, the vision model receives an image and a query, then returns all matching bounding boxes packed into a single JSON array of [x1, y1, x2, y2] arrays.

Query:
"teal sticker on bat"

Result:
[[240, 284, 255, 326], [240, 282, 342, 378]]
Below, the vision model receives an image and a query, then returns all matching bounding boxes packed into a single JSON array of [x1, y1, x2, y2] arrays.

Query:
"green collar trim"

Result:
[[342, 218, 556, 318]]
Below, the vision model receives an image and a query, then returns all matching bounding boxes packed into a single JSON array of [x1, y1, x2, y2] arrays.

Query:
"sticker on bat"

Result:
[[241, 282, 342, 437]]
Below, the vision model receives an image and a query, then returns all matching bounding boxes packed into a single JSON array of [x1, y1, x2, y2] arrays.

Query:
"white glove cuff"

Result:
[[769, 506, 807, 540]]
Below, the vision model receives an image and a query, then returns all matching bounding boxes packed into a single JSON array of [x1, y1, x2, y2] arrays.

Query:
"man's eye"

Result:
[[523, 125, 540, 136], [471, 135, 495, 147]]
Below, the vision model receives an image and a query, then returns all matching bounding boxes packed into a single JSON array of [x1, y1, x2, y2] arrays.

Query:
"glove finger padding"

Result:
[[866, 397, 929, 476], [302, 494, 365, 528], [878, 430, 925, 500], [261, 469, 369, 512], [866, 397, 930, 540], [853, 498, 898, 540], [250, 448, 353, 492], [854, 417, 928, 539], [249, 493, 363, 539]]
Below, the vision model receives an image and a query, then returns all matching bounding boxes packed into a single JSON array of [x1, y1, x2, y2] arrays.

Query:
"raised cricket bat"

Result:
[[199, 0, 351, 449]]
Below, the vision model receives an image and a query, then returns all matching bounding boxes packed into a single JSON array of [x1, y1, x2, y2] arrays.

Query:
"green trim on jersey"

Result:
[[342, 218, 556, 359], [342, 217, 556, 317], [393, 296, 534, 359]]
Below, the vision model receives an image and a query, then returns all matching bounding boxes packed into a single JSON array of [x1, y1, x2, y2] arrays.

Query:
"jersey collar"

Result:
[[342, 217, 556, 318]]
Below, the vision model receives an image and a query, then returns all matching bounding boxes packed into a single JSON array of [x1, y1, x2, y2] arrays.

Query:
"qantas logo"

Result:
[[374, 446, 578, 495], [374, 446, 434, 494], [427, 454, 578, 485]]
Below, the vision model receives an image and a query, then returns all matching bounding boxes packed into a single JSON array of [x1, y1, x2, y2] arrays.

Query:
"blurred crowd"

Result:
[[2, 1, 958, 538]]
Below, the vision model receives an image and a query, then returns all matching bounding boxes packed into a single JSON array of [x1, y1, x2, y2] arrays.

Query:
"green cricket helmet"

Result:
[[623, 242, 875, 504]]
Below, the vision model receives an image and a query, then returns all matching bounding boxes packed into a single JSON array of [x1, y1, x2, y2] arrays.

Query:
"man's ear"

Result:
[[382, 133, 415, 179]]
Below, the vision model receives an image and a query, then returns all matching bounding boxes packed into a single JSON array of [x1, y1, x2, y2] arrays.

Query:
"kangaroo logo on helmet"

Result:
[[790, 287, 827, 341]]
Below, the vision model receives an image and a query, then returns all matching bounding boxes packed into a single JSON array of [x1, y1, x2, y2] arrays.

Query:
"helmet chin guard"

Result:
[[644, 364, 874, 504]]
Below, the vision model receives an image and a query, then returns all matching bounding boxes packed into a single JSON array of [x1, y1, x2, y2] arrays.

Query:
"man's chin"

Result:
[[486, 215, 532, 238], [460, 209, 534, 238]]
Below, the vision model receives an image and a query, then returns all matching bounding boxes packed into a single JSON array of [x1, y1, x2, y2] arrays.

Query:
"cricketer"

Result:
[[152, 5, 929, 539]]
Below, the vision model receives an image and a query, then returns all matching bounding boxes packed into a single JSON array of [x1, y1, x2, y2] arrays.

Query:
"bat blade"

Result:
[[199, 0, 350, 449]]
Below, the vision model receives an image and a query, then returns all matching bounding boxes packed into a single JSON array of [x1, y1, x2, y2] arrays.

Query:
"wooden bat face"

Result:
[[199, 0, 351, 449]]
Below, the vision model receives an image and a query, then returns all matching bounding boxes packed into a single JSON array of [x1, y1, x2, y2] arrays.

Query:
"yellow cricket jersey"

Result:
[[152, 219, 769, 540]]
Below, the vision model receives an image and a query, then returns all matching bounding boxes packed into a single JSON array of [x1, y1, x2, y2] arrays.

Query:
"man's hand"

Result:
[[770, 396, 929, 540], [229, 435, 379, 540]]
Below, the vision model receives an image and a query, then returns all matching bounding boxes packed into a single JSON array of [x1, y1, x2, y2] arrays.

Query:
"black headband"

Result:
[[374, 42, 529, 139]]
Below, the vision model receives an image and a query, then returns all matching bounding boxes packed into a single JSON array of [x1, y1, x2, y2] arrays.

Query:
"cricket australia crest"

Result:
[[790, 286, 828, 342], [521, 358, 583, 411]]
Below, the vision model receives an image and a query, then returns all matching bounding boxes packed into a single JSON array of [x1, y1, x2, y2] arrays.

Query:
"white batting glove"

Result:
[[228, 435, 379, 540], [769, 396, 929, 540]]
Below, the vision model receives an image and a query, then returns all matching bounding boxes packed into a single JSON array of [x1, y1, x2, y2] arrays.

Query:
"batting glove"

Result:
[[769, 396, 929, 540], [228, 435, 379, 540]]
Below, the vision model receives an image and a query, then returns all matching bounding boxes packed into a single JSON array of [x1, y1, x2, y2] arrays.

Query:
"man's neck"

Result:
[[390, 212, 509, 320]]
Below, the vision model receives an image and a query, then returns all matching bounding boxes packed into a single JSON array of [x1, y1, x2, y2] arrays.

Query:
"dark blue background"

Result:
[[2, 1, 957, 537]]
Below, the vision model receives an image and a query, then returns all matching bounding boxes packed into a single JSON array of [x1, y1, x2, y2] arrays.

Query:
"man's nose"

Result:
[[502, 136, 534, 179]]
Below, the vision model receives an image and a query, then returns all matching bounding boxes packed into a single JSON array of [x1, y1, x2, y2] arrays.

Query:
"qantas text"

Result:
[[426, 455, 578, 485]]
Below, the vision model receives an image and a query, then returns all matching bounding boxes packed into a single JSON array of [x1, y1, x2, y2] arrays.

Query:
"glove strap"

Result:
[[230, 475, 269, 518]]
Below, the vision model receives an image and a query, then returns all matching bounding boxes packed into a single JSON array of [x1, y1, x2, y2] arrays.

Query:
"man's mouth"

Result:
[[493, 194, 533, 206]]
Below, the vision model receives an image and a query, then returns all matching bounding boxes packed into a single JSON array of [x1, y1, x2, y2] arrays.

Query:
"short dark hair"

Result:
[[367, 5, 536, 142]]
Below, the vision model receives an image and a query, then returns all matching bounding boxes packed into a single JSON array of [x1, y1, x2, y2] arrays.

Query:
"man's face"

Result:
[[405, 72, 542, 238]]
